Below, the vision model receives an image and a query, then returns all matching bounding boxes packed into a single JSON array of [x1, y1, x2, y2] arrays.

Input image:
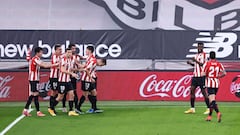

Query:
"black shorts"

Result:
[[81, 78, 97, 91], [70, 77, 77, 90], [58, 82, 74, 94], [191, 77, 205, 89], [207, 88, 218, 95], [29, 81, 39, 92], [49, 78, 58, 91]]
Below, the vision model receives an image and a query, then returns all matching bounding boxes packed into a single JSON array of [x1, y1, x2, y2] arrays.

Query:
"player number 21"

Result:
[[209, 66, 220, 77]]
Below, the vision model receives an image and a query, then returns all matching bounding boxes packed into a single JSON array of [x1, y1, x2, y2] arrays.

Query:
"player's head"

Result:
[[86, 46, 94, 56], [66, 48, 72, 58], [97, 58, 107, 66], [197, 42, 204, 53], [54, 44, 62, 56], [34, 47, 43, 57], [69, 44, 76, 54], [209, 51, 216, 59]]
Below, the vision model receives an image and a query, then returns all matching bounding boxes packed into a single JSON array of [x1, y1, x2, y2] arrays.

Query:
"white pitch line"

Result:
[[0, 109, 33, 135]]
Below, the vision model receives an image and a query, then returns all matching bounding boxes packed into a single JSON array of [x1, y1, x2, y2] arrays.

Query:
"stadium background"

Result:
[[1, 0, 240, 102]]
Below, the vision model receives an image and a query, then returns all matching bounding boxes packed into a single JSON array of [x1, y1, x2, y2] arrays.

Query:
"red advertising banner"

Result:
[[0, 71, 240, 101]]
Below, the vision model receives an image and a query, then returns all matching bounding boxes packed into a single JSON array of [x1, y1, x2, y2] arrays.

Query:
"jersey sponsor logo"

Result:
[[90, 0, 240, 30], [186, 32, 238, 58], [0, 75, 14, 98], [139, 74, 204, 98]]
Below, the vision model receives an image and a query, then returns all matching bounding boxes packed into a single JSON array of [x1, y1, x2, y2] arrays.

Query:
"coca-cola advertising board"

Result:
[[0, 71, 240, 101]]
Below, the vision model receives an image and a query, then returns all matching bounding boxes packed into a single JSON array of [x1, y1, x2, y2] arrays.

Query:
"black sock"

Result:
[[88, 95, 93, 108], [74, 91, 78, 109], [50, 96, 54, 108], [69, 101, 74, 111], [92, 96, 97, 110], [51, 99, 59, 110], [209, 102, 214, 116], [190, 97, 195, 108], [205, 97, 210, 108], [211, 100, 219, 113], [24, 95, 34, 109], [34, 96, 40, 112], [62, 93, 67, 108], [78, 96, 86, 110], [54, 94, 58, 99]]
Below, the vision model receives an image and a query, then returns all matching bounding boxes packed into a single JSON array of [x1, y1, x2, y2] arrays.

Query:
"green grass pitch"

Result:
[[0, 101, 239, 135]]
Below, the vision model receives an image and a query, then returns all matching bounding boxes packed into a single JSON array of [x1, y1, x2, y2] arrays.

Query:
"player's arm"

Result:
[[201, 63, 207, 76], [192, 58, 204, 66], [84, 68, 95, 82], [218, 70, 226, 78], [36, 60, 58, 68], [218, 64, 227, 78], [60, 64, 78, 78], [84, 61, 95, 82], [187, 59, 194, 67]]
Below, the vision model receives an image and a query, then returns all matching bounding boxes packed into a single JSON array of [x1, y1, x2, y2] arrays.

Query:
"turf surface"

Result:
[[0, 101, 239, 135]]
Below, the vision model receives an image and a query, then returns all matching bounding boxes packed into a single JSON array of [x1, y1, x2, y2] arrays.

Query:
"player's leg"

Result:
[[67, 84, 79, 116], [22, 82, 34, 116], [71, 77, 79, 110], [200, 77, 210, 114], [48, 82, 65, 116], [73, 90, 79, 110], [62, 93, 67, 112], [76, 81, 89, 113], [49, 93, 64, 116], [77, 91, 88, 113], [32, 91, 45, 117], [49, 78, 58, 112], [185, 77, 197, 114], [88, 90, 103, 113], [208, 88, 221, 122], [206, 88, 221, 122], [87, 79, 103, 113]]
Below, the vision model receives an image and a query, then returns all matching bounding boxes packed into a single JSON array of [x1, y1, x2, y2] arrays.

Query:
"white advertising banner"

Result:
[[0, 0, 239, 30]]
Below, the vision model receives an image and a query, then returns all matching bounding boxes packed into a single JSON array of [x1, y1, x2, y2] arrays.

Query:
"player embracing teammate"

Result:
[[47, 45, 106, 116], [77, 46, 106, 114], [22, 47, 58, 117], [48, 48, 79, 116]]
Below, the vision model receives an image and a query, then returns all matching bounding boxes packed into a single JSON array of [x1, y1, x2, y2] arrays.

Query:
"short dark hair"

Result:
[[101, 59, 107, 65], [34, 47, 43, 54], [69, 44, 76, 49], [210, 51, 216, 59], [198, 42, 204, 46], [66, 47, 72, 51], [87, 46, 94, 53], [54, 44, 61, 50]]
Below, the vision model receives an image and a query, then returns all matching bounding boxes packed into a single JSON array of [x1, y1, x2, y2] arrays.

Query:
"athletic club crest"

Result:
[[89, 0, 240, 30], [186, 0, 234, 9]]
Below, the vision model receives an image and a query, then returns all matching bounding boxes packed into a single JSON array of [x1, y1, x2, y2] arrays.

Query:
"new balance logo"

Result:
[[186, 32, 238, 58]]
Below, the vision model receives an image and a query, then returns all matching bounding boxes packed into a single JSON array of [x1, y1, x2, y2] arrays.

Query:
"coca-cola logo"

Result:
[[230, 75, 240, 94], [139, 74, 204, 98], [0, 75, 14, 98]]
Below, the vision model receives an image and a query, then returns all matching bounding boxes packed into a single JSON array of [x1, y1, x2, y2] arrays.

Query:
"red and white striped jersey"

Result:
[[202, 59, 225, 88], [50, 54, 60, 78], [29, 56, 42, 81], [71, 54, 82, 73], [193, 52, 208, 77], [58, 56, 74, 82], [81, 55, 97, 82]]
